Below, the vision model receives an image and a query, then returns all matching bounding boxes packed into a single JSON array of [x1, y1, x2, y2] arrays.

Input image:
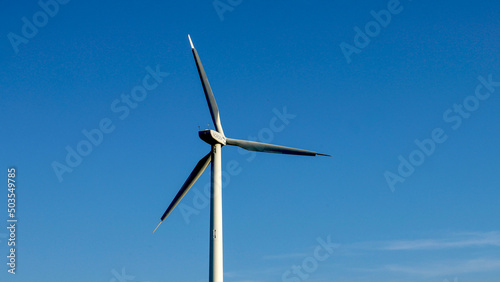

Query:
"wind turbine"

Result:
[[153, 35, 330, 282]]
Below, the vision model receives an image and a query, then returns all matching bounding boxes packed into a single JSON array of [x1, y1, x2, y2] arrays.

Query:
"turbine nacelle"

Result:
[[199, 129, 226, 146]]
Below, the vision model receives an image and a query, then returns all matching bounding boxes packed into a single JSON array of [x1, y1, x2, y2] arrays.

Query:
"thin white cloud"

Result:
[[378, 231, 500, 251], [337, 231, 500, 279], [223, 232, 500, 282], [385, 257, 500, 277]]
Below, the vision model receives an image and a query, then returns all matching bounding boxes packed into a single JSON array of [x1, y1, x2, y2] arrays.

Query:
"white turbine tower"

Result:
[[154, 35, 330, 282]]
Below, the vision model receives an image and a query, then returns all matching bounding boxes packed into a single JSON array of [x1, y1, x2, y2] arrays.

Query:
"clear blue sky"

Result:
[[1, 0, 499, 281]]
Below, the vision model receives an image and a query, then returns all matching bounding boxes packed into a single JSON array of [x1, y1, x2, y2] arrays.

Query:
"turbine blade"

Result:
[[153, 152, 212, 233], [226, 138, 331, 157], [188, 35, 224, 135]]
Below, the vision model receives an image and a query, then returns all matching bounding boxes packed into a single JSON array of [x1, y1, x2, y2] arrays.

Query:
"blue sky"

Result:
[[1, 0, 499, 281]]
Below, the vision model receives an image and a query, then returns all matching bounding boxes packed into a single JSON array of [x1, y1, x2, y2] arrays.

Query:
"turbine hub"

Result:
[[199, 129, 226, 146]]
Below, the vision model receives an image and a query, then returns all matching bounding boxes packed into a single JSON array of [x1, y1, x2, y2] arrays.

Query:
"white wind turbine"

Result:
[[153, 35, 330, 282]]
